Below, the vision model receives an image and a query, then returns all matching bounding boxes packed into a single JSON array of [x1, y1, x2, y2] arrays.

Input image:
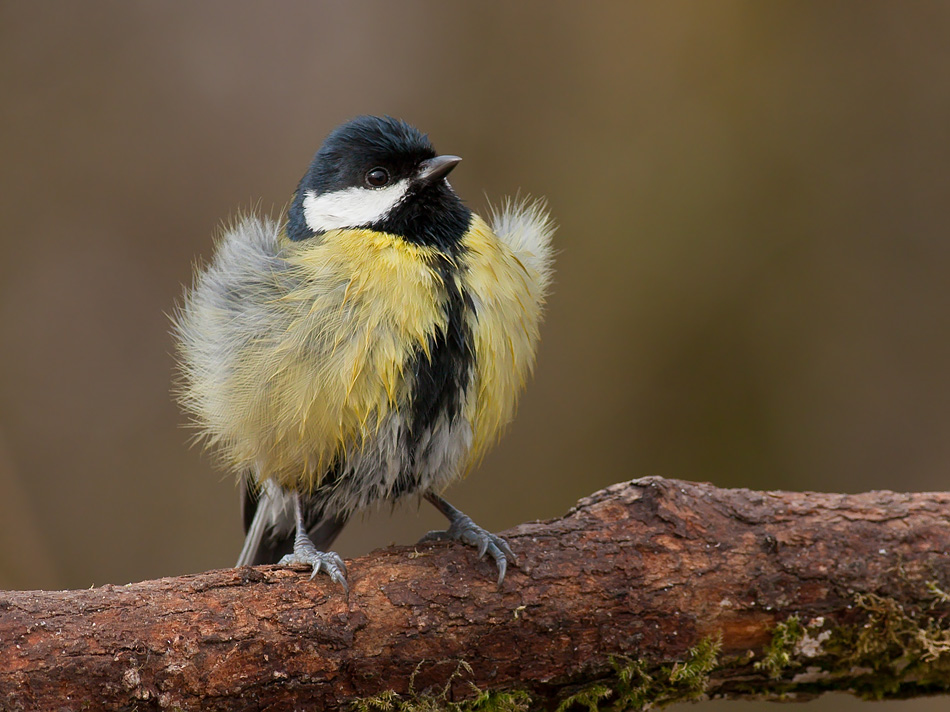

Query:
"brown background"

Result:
[[1, 3, 948, 710]]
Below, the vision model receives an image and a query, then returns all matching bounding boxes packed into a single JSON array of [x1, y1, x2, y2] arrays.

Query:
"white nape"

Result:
[[302, 180, 410, 233]]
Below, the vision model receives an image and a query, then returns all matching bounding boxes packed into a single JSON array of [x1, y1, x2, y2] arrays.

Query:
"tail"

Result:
[[237, 478, 347, 566]]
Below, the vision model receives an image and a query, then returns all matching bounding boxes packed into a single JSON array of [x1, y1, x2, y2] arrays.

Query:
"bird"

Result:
[[174, 115, 554, 590]]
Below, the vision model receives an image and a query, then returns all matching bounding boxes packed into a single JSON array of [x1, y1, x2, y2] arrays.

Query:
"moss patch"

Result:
[[754, 615, 805, 679], [742, 581, 950, 700], [556, 635, 722, 711], [821, 587, 950, 699], [353, 638, 722, 712], [353, 688, 532, 712], [352, 661, 532, 712]]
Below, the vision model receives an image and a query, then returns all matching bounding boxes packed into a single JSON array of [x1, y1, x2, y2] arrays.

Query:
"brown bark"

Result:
[[1, 477, 949, 711]]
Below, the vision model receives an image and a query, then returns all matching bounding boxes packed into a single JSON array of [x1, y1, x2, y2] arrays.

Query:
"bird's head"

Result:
[[287, 116, 471, 249]]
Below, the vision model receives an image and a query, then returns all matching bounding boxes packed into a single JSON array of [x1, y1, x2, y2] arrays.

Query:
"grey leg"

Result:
[[278, 492, 348, 592]]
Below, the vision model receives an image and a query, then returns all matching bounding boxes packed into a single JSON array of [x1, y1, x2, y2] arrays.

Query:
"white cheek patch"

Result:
[[302, 180, 410, 233]]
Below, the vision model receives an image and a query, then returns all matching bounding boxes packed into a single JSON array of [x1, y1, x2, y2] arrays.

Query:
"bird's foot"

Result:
[[421, 511, 516, 586], [278, 537, 348, 592]]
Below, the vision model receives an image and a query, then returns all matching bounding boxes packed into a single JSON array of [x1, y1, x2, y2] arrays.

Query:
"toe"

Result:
[[496, 556, 508, 587], [331, 552, 348, 576], [419, 517, 516, 585], [496, 537, 517, 565], [332, 572, 348, 594]]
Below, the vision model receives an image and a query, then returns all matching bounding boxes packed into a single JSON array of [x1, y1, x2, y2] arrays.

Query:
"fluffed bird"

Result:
[[175, 116, 554, 589]]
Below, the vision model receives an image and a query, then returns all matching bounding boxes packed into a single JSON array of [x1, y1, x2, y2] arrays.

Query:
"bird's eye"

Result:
[[365, 167, 390, 188]]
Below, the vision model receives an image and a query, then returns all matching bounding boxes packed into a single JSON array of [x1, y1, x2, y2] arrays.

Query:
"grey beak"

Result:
[[417, 155, 462, 185]]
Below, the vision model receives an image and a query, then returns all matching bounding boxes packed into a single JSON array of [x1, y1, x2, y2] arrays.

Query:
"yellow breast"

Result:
[[228, 228, 448, 489]]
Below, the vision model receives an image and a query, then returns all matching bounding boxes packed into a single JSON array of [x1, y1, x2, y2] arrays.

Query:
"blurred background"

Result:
[[1, 2, 948, 708]]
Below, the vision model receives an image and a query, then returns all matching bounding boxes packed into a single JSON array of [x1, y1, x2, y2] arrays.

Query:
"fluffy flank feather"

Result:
[[488, 196, 556, 297], [461, 204, 556, 465], [173, 212, 289, 460]]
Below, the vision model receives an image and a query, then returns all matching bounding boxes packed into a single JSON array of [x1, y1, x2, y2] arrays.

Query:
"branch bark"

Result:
[[2, 477, 950, 711]]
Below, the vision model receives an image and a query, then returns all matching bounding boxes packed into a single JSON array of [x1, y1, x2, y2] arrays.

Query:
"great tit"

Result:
[[175, 116, 554, 589]]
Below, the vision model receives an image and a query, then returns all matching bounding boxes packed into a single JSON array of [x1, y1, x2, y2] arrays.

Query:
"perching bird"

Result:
[[175, 116, 554, 589]]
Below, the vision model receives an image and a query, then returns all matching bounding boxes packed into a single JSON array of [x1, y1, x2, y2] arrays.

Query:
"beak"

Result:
[[416, 155, 462, 186]]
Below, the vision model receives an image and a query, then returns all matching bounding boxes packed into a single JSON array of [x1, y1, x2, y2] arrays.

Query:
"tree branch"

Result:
[[2, 477, 950, 710]]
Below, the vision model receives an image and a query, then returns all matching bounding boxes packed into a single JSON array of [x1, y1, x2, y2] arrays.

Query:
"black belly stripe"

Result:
[[366, 180, 475, 492], [406, 252, 475, 455]]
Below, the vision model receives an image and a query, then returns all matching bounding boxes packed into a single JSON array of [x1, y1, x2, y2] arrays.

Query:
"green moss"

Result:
[[353, 637, 722, 712], [754, 615, 805, 679], [556, 635, 722, 712], [352, 688, 532, 712], [352, 661, 532, 712], [819, 588, 950, 699], [926, 581, 950, 605], [353, 690, 531, 712], [743, 582, 950, 700], [554, 685, 613, 712]]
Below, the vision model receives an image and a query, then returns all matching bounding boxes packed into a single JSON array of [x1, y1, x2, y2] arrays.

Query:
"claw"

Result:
[[421, 494, 516, 586], [279, 547, 349, 592]]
